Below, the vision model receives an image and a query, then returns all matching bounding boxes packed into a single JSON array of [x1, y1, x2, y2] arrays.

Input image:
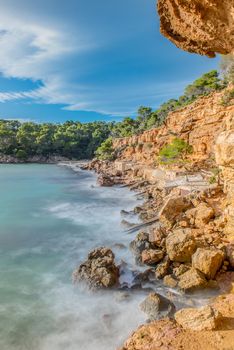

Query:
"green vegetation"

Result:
[[0, 120, 112, 160], [209, 168, 221, 184], [220, 54, 234, 106], [95, 137, 115, 160], [158, 138, 193, 164]]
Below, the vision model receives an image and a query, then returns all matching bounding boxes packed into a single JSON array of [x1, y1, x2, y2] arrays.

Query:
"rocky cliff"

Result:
[[157, 0, 234, 57], [113, 89, 233, 167]]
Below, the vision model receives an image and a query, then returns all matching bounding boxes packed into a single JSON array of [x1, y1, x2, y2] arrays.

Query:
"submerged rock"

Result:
[[155, 256, 170, 279], [72, 247, 119, 289], [192, 248, 224, 279], [175, 306, 221, 331], [140, 292, 176, 321], [97, 174, 115, 186]]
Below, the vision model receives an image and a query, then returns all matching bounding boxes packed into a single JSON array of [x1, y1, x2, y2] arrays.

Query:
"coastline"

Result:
[[70, 159, 234, 350]]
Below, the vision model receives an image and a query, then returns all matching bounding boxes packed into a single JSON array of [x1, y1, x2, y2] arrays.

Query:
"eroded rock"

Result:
[[72, 247, 119, 289], [141, 249, 164, 265], [178, 268, 207, 291]]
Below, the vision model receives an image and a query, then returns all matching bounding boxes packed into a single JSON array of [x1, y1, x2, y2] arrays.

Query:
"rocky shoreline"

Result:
[[69, 152, 234, 350]]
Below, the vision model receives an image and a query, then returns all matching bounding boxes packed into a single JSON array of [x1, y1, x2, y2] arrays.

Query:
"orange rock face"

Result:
[[157, 0, 234, 57], [113, 90, 233, 166]]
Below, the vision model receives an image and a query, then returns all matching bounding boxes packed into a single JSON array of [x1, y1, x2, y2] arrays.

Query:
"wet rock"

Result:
[[178, 268, 207, 291], [113, 243, 126, 250], [175, 306, 221, 331], [97, 174, 114, 187], [166, 228, 197, 262], [140, 292, 176, 321], [163, 275, 178, 288], [155, 256, 170, 279], [192, 248, 224, 279], [121, 219, 135, 228], [132, 269, 154, 286], [72, 247, 119, 289], [130, 232, 151, 262], [141, 249, 164, 265], [159, 195, 192, 228]]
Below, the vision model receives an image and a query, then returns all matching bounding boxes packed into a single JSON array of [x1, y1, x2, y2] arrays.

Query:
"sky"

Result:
[[0, 0, 219, 123]]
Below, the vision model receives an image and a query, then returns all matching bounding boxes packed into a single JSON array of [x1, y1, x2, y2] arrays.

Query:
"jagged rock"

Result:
[[192, 248, 224, 279], [175, 306, 222, 331], [155, 256, 170, 279], [178, 268, 207, 291], [163, 275, 178, 288], [72, 247, 119, 289], [140, 292, 176, 321], [159, 196, 192, 228], [141, 249, 164, 265], [166, 228, 197, 262], [132, 269, 154, 287], [157, 0, 234, 57], [185, 203, 215, 228]]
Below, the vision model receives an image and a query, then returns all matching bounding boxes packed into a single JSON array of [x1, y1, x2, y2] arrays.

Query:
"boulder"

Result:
[[166, 228, 197, 262], [175, 306, 222, 331], [148, 226, 166, 247], [129, 232, 151, 262], [72, 247, 119, 289], [140, 292, 176, 321], [186, 203, 215, 228], [178, 268, 207, 291], [141, 249, 164, 265], [97, 174, 114, 186], [159, 195, 192, 228], [192, 248, 224, 279]]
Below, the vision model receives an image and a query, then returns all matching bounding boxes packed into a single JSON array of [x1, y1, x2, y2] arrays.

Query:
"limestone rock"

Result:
[[140, 292, 176, 321], [192, 248, 224, 279], [157, 0, 234, 57], [159, 195, 192, 228], [166, 228, 197, 262], [72, 247, 119, 289], [178, 268, 207, 291], [141, 249, 164, 265], [175, 306, 221, 331]]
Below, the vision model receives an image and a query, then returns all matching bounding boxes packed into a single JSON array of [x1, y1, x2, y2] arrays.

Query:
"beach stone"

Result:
[[178, 268, 207, 291], [175, 306, 221, 331], [166, 228, 197, 262], [192, 248, 224, 279], [72, 247, 119, 289], [140, 292, 176, 321], [129, 232, 151, 262], [141, 249, 164, 265], [155, 256, 170, 279]]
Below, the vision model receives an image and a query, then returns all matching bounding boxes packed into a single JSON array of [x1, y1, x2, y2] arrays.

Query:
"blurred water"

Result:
[[0, 164, 145, 350]]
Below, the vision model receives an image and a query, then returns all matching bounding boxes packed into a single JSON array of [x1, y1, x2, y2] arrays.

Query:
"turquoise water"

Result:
[[0, 164, 145, 350]]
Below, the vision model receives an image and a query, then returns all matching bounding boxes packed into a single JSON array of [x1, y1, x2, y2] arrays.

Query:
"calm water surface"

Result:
[[0, 164, 145, 350]]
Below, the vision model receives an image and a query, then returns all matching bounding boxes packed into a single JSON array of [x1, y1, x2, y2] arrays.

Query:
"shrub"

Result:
[[16, 149, 28, 160], [95, 137, 115, 160], [158, 138, 193, 164]]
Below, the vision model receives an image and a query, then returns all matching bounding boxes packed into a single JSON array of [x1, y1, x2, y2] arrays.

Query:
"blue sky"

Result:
[[0, 0, 218, 123]]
